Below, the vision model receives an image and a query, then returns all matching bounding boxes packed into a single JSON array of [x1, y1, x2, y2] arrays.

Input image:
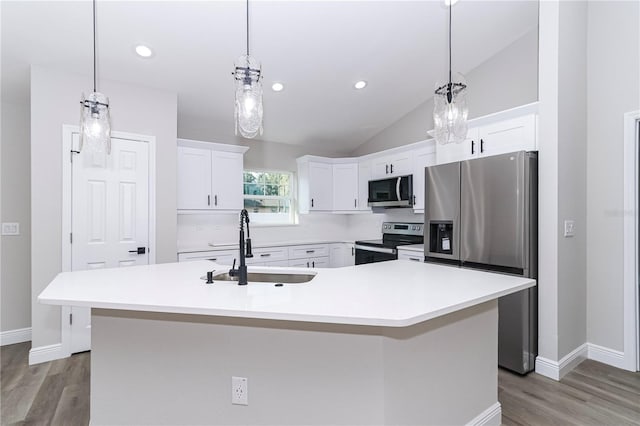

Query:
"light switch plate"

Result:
[[1, 222, 20, 236], [564, 220, 575, 237]]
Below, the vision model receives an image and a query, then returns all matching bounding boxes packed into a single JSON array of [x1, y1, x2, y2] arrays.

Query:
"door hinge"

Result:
[[69, 313, 73, 325], [70, 233, 73, 244]]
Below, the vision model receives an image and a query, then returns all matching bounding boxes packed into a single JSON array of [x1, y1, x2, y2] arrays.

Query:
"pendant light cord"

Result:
[[448, 2, 452, 86], [93, 0, 97, 93], [246, 0, 249, 56]]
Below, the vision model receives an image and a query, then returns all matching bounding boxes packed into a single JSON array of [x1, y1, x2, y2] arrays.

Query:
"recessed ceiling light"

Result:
[[135, 45, 153, 58], [271, 82, 284, 92], [354, 80, 367, 90]]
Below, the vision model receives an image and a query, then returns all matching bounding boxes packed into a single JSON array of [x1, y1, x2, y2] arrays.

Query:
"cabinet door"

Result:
[[435, 128, 478, 165], [288, 259, 311, 268], [263, 259, 290, 267], [388, 152, 413, 176], [308, 162, 333, 211], [343, 243, 355, 266], [332, 163, 358, 211], [477, 114, 536, 157], [177, 147, 212, 210], [211, 151, 244, 210], [177, 249, 236, 264], [329, 243, 345, 267], [358, 160, 372, 211], [398, 251, 424, 262], [371, 155, 391, 179], [412, 148, 436, 211], [309, 256, 330, 268]]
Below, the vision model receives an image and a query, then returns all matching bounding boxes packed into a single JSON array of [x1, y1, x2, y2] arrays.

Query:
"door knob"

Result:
[[129, 247, 146, 255]]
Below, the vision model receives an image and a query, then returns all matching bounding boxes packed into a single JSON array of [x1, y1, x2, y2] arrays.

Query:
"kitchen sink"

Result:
[[207, 271, 316, 284]]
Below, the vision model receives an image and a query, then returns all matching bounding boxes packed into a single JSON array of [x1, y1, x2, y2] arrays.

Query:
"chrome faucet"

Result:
[[228, 209, 253, 285]]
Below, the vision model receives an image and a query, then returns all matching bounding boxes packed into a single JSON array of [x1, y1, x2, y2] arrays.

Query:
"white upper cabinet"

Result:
[[297, 158, 334, 213], [332, 163, 359, 211], [211, 150, 244, 210], [476, 114, 536, 157], [411, 146, 436, 212], [358, 160, 372, 211], [177, 139, 249, 212], [436, 105, 538, 164], [371, 151, 413, 179], [177, 147, 213, 210]]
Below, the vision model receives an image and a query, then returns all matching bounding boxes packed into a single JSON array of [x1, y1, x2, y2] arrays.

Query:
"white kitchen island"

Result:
[[39, 260, 535, 425]]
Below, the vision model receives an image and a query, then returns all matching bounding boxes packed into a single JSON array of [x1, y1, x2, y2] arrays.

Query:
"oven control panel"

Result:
[[381, 222, 423, 236]]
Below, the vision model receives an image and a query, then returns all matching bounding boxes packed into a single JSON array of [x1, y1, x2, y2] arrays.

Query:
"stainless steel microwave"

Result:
[[367, 175, 413, 208]]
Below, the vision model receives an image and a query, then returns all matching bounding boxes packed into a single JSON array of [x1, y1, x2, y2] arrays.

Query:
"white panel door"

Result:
[[387, 152, 413, 176], [332, 163, 358, 211], [70, 135, 150, 354], [177, 147, 212, 210], [211, 150, 243, 210]]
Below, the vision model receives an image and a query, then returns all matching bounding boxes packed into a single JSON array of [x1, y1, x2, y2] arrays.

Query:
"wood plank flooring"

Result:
[[1, 342, 89, 426], [1, 341, 639, 425]]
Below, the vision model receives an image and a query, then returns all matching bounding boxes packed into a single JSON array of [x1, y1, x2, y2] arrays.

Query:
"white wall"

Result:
[[351, 29, 538, 156], [1, 100, 31, 333], [556, 0, 587, 359], [30, 66, 177, 349], [586, 0, 640, 352]]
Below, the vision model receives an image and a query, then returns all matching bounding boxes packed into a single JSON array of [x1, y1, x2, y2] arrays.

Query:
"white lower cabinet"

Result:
[[246, 246, 288, 265], [397, 249, 424, 263], [330, 243, 355, 267], [177, 250, 236, 264], [288, 244, 330, 268]]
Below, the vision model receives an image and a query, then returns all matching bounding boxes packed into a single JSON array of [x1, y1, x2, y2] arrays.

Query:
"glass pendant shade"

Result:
[[80, 92, 112, 154], [433, 73, 468, 145], [234, 55, 263, 139]]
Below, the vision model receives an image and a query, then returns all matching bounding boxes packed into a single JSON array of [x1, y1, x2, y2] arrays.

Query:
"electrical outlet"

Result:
[[232, 376, 248, 405], [564, 220, 575, 238], [1, 222, 20, 236]]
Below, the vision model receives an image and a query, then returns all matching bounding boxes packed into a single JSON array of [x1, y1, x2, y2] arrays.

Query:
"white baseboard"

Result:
[[467, 402, 501, 426], [29, 343, 65, 365], [587, 343, 626, 370], [0, 327, 32, 346], [535, 343, 588, 381]]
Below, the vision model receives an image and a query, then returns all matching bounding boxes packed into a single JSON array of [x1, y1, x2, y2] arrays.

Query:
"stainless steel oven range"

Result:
[[354, 222, 424, 265]]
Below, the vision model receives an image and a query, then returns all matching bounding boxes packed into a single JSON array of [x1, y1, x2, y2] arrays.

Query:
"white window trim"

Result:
[[243, 169, 298, 225]]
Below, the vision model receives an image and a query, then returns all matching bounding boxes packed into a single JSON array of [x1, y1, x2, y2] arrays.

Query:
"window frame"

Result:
[[242, 169, 297, 226]]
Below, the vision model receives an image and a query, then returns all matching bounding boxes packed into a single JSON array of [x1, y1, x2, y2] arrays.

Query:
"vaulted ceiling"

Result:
[[1, 1, 538, 152]]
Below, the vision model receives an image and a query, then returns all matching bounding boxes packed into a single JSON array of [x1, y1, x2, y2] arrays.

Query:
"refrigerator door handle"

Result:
[[395, 177, 401, 202]]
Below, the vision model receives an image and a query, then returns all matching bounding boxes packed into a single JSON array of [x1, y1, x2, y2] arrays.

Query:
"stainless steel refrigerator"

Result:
[[424, 151, 537, 374]]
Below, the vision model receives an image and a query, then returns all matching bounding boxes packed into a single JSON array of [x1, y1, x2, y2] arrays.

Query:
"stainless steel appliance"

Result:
[[367, 175, 413, 208], [424, 151, 538, 374], [355, 222, 423, 264]]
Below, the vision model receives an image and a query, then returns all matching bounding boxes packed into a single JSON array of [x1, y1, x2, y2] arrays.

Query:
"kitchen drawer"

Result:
[[250, 246, 288, 263], [288, 256, 329, 269], [178, 250, 236, 264], [398, 252, 424, 262], [288, 244, 329, 260]]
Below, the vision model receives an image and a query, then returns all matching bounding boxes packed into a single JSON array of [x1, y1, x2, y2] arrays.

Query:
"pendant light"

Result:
[[433, 1, 468, 145], [79, 0, 111, 154], [233, 0, 263, 139]]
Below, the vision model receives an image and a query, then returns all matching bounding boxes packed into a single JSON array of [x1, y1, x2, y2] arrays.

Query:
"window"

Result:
[[243, 170, 296, 224]]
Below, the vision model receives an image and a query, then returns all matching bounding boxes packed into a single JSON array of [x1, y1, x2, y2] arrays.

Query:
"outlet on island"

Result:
[[232, 376, 248, 405]]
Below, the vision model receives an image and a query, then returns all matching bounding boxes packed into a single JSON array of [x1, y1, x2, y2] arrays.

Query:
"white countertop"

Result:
[[39, 261, 535, 327], [397, 244, 424, 253]]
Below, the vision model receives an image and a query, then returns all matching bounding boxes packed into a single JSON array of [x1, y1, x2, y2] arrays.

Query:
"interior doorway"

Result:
[[61, 126, 156, 356], [623, 111, 640, 371]]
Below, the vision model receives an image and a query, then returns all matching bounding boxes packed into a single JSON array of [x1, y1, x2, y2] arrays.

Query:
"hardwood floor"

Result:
[[1, 342, 89, 426], [1, 341, 639, 425]]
